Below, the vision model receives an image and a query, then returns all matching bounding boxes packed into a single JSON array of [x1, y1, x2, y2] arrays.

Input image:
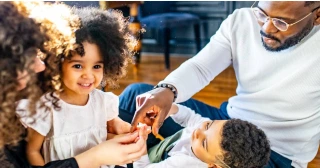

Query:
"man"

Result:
[[119, 1, 320, 168]]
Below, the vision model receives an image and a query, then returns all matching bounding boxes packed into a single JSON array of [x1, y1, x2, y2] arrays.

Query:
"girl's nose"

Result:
[[81, 70, 94, 79]]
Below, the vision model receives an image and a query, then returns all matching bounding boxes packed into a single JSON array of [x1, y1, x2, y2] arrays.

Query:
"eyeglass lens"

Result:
[[253, 8, 288, 31]]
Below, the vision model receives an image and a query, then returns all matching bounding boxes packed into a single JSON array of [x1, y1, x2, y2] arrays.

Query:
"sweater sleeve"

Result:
[[16, 99, 52, 136], [42, 158, 79, 168], [170, 104, 210, 128], [159, 10, 235, 103]]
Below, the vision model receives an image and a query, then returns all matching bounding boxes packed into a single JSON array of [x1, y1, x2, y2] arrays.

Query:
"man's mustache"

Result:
[[260, 30, 281, 43]]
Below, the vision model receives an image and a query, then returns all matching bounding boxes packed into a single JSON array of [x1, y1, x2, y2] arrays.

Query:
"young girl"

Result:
[[17, 5, 137, 167]]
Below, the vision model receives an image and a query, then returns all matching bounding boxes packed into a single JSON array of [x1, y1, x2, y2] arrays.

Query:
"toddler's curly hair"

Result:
[[217, 119, 271, 168]]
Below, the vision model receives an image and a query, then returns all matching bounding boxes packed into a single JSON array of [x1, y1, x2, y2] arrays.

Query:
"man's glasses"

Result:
[[251, 1, 320, 31]]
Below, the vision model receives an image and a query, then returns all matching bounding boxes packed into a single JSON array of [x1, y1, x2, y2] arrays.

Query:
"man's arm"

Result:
[[131, 11, 234, 134], [159, 11, 234, 103]]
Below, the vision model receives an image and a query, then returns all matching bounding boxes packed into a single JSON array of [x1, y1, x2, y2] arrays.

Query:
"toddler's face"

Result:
[[191, 120, 227, 167], [61, 41, 104, 96]]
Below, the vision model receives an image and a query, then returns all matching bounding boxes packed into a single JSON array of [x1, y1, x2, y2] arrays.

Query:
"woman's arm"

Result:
[[26, 127, 45, 166]]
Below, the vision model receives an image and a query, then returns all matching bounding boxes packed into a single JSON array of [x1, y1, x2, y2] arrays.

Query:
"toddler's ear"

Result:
[[207, 163, 221, 168]]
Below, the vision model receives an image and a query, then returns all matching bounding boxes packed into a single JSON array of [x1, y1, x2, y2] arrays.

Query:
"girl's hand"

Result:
[[107, 117, 131, 134], [98, 126, 148, 165]]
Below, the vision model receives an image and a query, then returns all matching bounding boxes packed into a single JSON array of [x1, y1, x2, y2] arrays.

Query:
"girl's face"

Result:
[[17, 56, 45, 91], [61, 42, 104, 97], [191, 120, 227, 168]]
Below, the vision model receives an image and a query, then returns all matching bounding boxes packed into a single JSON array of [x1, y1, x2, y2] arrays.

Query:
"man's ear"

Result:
[[314, 8, 320, 26]]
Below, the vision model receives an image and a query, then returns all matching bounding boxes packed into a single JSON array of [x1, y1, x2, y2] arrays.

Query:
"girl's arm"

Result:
[[26, 127, 45, 166], [107, 117, 131, 135]]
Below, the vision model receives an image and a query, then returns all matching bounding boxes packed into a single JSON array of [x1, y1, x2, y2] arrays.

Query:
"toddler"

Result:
[[134, 104, 271, 168]]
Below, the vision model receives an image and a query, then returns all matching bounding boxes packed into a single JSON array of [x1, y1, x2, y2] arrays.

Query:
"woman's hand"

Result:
[[75, 125, 149, 168], [130, 87, 175, 135]]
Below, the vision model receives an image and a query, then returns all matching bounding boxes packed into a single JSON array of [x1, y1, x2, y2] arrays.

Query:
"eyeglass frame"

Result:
[[251, 1, 320, 31]]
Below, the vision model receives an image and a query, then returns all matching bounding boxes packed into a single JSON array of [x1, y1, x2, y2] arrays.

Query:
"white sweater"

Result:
[[160, 8, 320, 168]]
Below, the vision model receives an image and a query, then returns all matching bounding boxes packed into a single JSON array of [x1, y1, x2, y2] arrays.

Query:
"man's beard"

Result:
[[260, 21, 313, 52]]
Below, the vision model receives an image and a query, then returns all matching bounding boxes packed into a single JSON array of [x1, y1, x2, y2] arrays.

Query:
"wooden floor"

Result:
[[108, 54, 320, 168]]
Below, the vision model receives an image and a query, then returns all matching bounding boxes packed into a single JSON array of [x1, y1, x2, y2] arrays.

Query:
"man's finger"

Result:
[[130, 101, 153, 132], [136, 96, 146, 108], [152, 109, 167, 135]]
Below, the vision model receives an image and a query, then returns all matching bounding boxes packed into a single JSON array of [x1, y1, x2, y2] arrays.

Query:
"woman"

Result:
[[0, 2, 147, 167]]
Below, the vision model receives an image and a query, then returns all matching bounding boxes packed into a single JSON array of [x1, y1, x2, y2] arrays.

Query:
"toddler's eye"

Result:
[[72, 64, 82, 69], [206, 122, 210, 130]]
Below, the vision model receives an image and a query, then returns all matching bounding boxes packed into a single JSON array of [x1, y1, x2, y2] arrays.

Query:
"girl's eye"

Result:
[[93, 65, 102, 69], [72, 64, 82, 69]]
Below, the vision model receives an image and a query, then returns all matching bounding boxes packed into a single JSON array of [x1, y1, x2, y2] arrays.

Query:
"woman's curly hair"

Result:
[[0, 1, 80, 147], [0, 2, 51, 147], [217, 119, 271, 168], [69, 7, 135, 88]]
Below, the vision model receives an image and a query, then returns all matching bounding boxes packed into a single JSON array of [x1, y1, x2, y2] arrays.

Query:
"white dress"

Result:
[[17, 89, 118, 168]]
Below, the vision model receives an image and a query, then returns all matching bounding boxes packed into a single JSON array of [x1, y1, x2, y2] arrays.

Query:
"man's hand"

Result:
[[130, 87, 175, 135]]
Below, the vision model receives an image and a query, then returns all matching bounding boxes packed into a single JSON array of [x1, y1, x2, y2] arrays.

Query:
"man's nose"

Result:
[[262, 19, 278, 34]]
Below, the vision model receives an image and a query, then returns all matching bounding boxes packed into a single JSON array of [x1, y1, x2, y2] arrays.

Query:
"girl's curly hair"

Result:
[[69, 7, 136, 88], [0, 2, 50, 147]]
